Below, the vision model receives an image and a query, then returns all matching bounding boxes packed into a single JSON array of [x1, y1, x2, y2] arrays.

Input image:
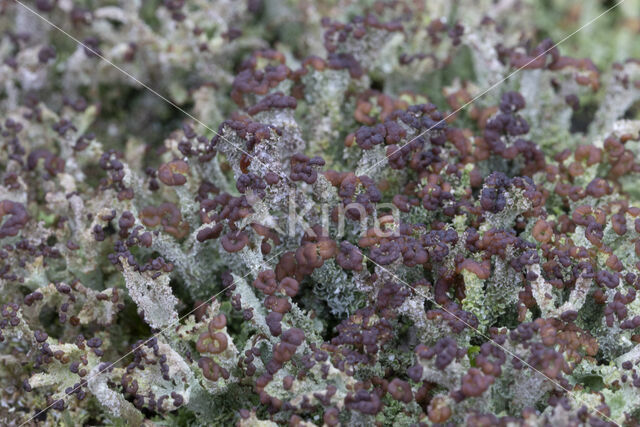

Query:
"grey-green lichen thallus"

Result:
[[1, 0, 640, 425]]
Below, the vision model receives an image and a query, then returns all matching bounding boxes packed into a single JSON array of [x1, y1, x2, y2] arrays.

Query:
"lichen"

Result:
[[1, 0, 640, 426]]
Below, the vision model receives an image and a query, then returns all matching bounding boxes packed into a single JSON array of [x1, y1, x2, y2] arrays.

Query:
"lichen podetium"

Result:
[[1, 0, 640, 425]]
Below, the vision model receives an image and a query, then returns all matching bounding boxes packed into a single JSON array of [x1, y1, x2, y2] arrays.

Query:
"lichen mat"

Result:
[[1, 0, 639, 426]]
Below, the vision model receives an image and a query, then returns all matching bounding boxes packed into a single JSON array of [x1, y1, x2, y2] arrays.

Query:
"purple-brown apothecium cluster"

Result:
[[1, 0, 640, 426]]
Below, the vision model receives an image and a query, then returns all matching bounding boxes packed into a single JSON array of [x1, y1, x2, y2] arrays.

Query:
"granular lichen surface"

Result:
[[1, 1, 640, 426]]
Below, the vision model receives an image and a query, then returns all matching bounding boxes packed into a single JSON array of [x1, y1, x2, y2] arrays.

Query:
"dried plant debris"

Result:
[[1, 0, 640, 425]]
